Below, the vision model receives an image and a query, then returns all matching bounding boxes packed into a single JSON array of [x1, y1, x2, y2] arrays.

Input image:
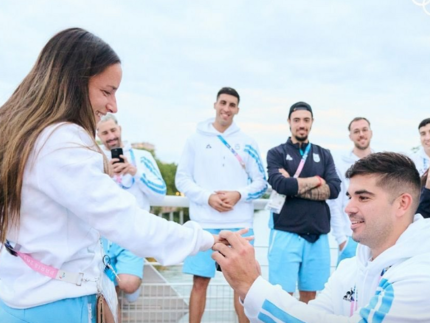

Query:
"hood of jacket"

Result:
[[341, 151, 360, 165], [417, 145, 430, 160], [196, 118, 240, 137], [354, 214, 430, 305], [337, 149, 375, 175], [341, 149, 376, 165]]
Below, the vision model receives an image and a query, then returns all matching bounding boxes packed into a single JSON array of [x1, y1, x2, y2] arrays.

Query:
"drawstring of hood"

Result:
[[196, 118, 240, 137]]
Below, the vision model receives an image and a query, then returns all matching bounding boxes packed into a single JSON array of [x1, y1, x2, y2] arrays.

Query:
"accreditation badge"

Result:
[[265, 190, 286, 214]]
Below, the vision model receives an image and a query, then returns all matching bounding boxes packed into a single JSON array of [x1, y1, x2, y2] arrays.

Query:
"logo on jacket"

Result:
[[313, 153, 320, 162], [206, 144, 212, 149], [286, 154, 293, 161], [235, 144, 241, 150], [343, 288, 355, 302]]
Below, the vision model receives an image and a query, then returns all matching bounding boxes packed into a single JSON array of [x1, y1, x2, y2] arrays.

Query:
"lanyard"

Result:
[[114, 149, 136, 188], [349, 286, 358, 317], [294, 143, 311, 178], [217, 135, 252, 183]]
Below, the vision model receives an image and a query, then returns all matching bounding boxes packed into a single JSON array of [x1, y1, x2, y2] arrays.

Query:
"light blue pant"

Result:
[[183, 228, 254, 278], [268, 230, 330, 292], [101, 238, 144, 284], [0, 295, 97, 323]]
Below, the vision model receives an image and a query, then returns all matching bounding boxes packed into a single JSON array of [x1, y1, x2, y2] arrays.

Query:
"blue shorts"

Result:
[[268, 230, 330, 293], [0, 295, 97, 323], [183, 228, 254, 278], [102, 238, 144, 285], [337, 236, 358, 266]]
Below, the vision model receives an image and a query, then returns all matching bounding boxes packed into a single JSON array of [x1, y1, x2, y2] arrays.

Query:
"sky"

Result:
[[1, 0, 429, 164]]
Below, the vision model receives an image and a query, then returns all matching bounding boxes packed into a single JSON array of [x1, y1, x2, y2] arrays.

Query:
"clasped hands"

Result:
[[211, 229, 261, 301], [209, 190, 241, 212]]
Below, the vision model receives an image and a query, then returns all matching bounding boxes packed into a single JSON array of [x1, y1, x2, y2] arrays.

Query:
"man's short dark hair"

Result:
[[348, 117, 371, 131], [418, 118, 430, 130], [217, 87, 240, 104], [346, 152, 421, 210]]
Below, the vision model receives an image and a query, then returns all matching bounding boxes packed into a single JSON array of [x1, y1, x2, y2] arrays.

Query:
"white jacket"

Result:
[[175, 118, 267, 228], [328, 151, 362, 245], [409, 146, 430, 176], [244, 215, 430, 322], [0, 123, 214, 309], [101, 142, 166, 211]]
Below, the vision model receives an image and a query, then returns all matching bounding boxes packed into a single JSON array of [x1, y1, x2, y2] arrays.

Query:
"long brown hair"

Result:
[[0, 28, 120, 243]]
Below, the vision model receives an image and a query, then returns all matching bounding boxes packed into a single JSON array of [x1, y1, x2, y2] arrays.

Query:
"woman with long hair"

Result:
[[0, 28, 215, 323]]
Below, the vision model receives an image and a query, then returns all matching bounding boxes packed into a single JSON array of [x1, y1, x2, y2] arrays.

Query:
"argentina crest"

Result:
[[313, 153, 320, 162]]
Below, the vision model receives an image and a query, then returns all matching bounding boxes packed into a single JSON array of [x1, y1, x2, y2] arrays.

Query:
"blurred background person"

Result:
[[176, 87, 267, 323], [97, 113, 167, 318], [329, 117, 374, 265]]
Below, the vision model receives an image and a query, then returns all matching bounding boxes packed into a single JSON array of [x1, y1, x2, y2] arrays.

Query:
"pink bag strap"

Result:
[[5, 240, 88, 286]]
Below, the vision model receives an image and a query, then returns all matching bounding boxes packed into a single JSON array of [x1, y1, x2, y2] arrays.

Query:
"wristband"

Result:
[[315, 175, 323, 188]]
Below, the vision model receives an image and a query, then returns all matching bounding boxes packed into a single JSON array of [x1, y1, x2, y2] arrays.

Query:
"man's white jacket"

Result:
[[409, 146, 430, 176], [101, 142, 166, 211], [176, 118, 267, 228], [244, 215, 430, 322]]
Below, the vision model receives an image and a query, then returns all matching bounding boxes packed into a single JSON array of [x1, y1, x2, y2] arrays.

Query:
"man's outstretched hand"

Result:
[[212, 230, 260, 301]]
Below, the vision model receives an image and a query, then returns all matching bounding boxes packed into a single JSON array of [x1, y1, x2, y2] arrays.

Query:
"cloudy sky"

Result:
[[1, 1, 429, 163]]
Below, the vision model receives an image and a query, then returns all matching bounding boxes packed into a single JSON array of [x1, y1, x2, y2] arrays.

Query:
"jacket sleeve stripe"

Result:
[[257, 312, 277, 323], [247, 186, 267, 200], [141, 157, 163, 178], [261, 300, 305, 323], [140, 174, 167, 194], [139, 156, 167, 193], [244, 145, 266, 179], [359, 278, 394, 323]]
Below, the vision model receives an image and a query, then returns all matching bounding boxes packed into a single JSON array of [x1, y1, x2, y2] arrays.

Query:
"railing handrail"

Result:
[[151, 195, 268, 210]]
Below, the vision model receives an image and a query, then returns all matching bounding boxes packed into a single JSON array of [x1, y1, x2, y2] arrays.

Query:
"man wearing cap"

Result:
[[176, 87, 267, 323], [329, 117, 374, 265], [265, 102, 341, 303]]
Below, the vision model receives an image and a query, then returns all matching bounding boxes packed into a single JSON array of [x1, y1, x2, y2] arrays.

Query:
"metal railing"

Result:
[[119, 196, 338, 323], [152, 196, 268, 223]]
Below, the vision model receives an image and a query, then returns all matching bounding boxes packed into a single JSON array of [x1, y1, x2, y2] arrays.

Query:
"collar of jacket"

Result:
[[287, 137, 310, 151]]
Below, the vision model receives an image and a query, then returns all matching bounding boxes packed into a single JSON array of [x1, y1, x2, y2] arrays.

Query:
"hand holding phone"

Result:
[[111, 148, 124, 163]]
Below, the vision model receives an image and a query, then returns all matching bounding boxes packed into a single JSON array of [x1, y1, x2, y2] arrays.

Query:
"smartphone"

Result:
[[215, 262, 222, 272], [111, 148, 124, 163]]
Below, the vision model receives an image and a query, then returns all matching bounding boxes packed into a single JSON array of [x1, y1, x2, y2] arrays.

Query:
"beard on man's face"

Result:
[[294, 134, 308, 142], [354, 141, 370, 150], [106, 137, 121, 150]]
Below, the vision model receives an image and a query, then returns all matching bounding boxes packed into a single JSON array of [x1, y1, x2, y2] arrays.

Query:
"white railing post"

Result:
[[179, 210, 184, 225]]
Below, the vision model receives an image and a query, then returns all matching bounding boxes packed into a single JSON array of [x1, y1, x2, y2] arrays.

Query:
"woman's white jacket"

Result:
[[0, 123, 213, 308]]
